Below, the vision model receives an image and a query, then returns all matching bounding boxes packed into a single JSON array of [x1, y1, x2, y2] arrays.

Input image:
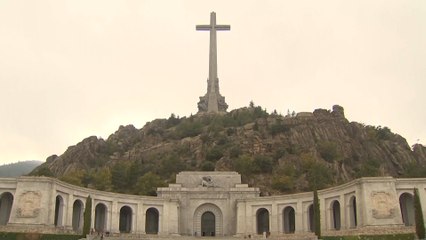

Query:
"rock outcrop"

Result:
[[31, 105, 426, 195]]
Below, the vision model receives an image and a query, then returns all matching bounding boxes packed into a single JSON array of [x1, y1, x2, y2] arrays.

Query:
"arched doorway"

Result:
[[95, 203, 107, 232], [54, 195, 64, 226], [400, 193, 414, 226], [308, 204, 314, 232], [0, 192, 13, 225], [145, 208, 159, 234], [349, 196, 357, 228], [201, 211, 215, 236], [119, 206, 132, 233], [256, 208, 270, 235], [331, 200, 341, 230], [283, 206, 295, 233], [193, 203, 223, 236], [72, 200, 84, 232]]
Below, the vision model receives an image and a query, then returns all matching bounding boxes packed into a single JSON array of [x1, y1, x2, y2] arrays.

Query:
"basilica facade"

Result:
[[0, 171, 423, 238]]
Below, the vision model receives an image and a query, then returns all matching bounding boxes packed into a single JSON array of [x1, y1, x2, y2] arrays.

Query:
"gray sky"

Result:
[[0, 0, 425, 165]]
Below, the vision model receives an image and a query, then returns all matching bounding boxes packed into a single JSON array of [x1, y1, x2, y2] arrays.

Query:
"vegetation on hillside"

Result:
[[0, 160, 42, 177], [30, 104, 426, 196]]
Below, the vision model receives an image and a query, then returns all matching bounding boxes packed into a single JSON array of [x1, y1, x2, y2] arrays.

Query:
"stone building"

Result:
[[0, 171, 423, 238]]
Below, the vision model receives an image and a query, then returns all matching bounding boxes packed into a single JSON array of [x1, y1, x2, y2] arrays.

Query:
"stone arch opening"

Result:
[[54, 195, 64, 226], [146, 207, 159, 234], [72, 199, 84, 232], [400, 192, 414, 226], [256, 208, 270, 235], [349, 196, 357, 228], [120, 206, 132, 233], [201, 211, 215, 236], [283, 206, 295, 233], [308, 204, 314, 232], [0, 192, 13, 225], [95, 203, 107, 232], [193, 203, 223, 237], [331, 200, 341, 230]]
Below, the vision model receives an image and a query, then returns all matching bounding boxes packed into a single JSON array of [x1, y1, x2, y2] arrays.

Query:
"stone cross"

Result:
[[196, 12, 229, 113]]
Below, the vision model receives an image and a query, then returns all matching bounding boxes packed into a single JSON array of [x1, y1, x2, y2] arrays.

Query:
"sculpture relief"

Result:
[[371, 191, 396, 219], [17, 191, 42, 218], [201, 176, 215, 187]]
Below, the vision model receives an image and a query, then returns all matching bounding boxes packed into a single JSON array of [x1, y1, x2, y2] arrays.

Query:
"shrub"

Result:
[[82, 195, 92, 237], [201, 161, 215, 171]]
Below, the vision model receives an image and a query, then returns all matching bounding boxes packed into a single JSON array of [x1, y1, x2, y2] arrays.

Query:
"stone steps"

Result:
[[83, 233, 317, 240]]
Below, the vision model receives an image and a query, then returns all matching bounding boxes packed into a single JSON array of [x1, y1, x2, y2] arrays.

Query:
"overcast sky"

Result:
[[0, 0, 425, 165]]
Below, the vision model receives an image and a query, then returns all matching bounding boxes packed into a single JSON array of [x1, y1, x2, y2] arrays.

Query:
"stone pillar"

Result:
[[320, 196, 327, 231], [296, 201, 303, 233], [270, 203, 278, 234], [235, 201, 246, 236], [340, 194, 346, 230], [111, 201, 118, 233], [66, 194, 74, 230]]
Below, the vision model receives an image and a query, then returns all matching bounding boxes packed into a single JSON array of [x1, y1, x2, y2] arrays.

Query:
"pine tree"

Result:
[[82, 195, 92, 237], [414, 188, 425, 239], [313, 189, 321, 239]]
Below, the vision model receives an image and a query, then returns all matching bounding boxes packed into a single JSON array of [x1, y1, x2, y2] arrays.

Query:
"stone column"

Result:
[[66, 194, 74, 230], [110, 201, 119, 233], [296, 201, 303, 233], [235, 201, 247, 236], [270, 203, 278, 234]]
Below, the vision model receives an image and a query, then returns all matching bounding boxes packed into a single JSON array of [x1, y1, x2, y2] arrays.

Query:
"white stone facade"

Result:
[[0, 172, 424, 237]]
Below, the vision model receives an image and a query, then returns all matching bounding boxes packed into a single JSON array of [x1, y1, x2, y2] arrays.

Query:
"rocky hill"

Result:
[[30, 105, 426, 195]]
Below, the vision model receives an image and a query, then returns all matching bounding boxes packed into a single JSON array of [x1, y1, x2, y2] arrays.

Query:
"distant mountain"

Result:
[[0, 160, 43, 177], [30, 105, 426, 195]]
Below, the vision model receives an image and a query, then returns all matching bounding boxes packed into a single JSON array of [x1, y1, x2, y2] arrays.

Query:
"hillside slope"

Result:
[[31, 105, 426, 195], [0, 160, 43, 177]]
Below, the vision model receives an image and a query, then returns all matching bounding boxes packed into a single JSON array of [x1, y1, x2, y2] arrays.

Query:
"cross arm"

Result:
[[216, 25, 230, 31], [196, 25, 211, 31]]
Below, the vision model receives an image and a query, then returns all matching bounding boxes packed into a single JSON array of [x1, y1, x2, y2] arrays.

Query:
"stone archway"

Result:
[[145, 207, 159, 234], [349, 196, 357, 228], [54, 195, 64, 227], [331, 200, 341, 230], [283, 206, 295, 233], [400, 192, 414, 226], [256, 208, 270, 235], [0, 192, 13, 225], [95, 203, 107, 232], [193, 203, 223, 236], [72, 199, 84, 232], [120, 206, 132, 233], [308, 204, 314, 232]]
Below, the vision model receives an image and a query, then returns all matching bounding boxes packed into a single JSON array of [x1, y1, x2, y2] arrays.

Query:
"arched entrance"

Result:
[[400, 193, 414, 226], [72, 200, 84, 232], [119, 206, 132, 233], [349, 196, 357, 228], [331, 200, 341, 230], [193, 203, 223, 236], [201, 211, 215, 236], [283, 206, 295, 233], [54, 195, 64, 226], [95, 203, 107, 232], [256, 208, 270, 235], [0, 192, 13, 225], [145, 208, 159, 234], [308, 204, 314, 232]]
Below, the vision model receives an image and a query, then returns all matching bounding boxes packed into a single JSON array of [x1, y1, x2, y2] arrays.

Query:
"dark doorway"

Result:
[[256, 208, 270, 234], [145, 208, 159, 234], [332, 200, 341, 230], [201, 211, 215, 236], [95, 203, 107, 232], [54, 195, 64, 226], [308, 204, 314, 232], [72, 200, 83, 231], [119, 206, 132, 233], [0, 192, 13, 225], [400, 193, 414, 226], [283, 206, 295, 233]]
